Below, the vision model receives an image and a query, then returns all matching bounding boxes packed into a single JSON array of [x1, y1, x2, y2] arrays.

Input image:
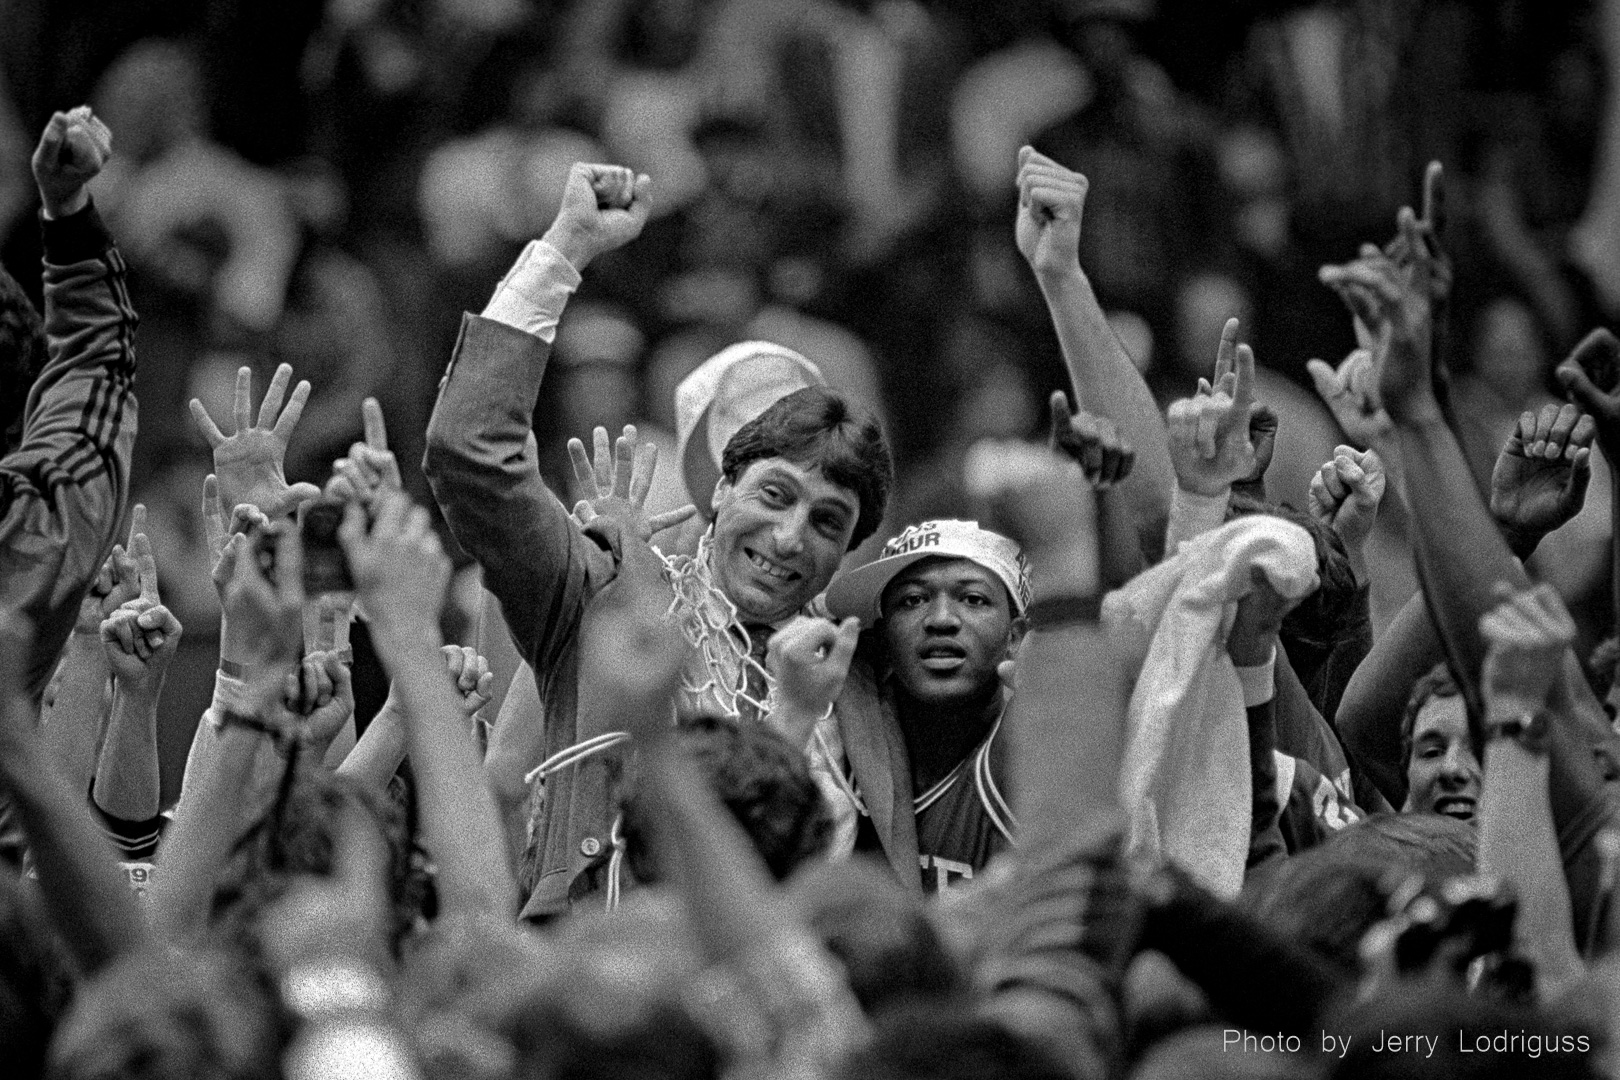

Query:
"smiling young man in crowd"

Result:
[[423, 163, 894, 918]]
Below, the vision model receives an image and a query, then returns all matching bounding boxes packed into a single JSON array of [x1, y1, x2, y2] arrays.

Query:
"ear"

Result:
[[1005, 615, 1028, 659], [710, 475, 733, 517]]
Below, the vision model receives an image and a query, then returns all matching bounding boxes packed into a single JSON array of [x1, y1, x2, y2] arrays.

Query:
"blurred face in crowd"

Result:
[[880, 558, 1017, 708], [1403, 695, 1482, 823], [710, 459, 859, 624]]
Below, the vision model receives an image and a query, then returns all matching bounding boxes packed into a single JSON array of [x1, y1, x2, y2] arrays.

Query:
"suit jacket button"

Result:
[[580, 837, 602, 857]]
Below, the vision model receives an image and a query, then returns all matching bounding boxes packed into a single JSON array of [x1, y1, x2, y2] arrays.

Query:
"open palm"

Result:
[[190, 363, 320, 518]]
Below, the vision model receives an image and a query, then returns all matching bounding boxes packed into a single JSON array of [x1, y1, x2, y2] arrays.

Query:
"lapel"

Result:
[[837, 657, 921, 888]]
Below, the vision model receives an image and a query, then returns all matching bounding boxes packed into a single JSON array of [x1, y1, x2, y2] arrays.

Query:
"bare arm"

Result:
[[1476, 585, 1585, 1001], [1016, 147, 1172, 558], [342, 492, 514, 917], [0, 620, 147, 971]]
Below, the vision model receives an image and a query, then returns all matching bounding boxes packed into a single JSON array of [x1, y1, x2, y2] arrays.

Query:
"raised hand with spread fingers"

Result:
[[567, 424, 696, 540], [190, 363, 322, 519]]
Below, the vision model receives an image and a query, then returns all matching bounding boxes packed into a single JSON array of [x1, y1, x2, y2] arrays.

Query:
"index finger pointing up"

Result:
[[362, 397, 389, 452], [131, 530, 160, 603]]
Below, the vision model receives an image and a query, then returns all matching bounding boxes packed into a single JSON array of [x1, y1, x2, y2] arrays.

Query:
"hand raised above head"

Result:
[[1307, 446, 1386, 553], [1554, 328, 1620, 466], [1479, 582, 1575, 720], [190, 364, 321, 519], [338, 490, 449, 644], [1014, 146, 1088, 280], [1306, 349, 1392, 449], [567, 424, 695, 540], [542, 163, 653, 271], [1048, 392, 1135, 490], [32, 106, 112, 218], [1489, 402, 1595, 551], [965, 438, 1098, 591]]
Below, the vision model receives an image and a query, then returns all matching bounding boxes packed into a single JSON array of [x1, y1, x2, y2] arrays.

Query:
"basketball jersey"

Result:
[[914, 718, 1016, 893]]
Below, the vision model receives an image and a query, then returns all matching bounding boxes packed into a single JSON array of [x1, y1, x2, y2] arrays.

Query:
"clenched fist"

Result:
[[542, 163, 653, 272], [32, 106, 112, 220]]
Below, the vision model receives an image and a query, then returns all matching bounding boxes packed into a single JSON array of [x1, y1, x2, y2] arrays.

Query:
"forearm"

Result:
[[92, 683, 162, 821], [1479, 737, 1584, 1000], [0, 733, 147, 970], [1037, 269, 1172, 557], [1335, 594, 1441, 806], [335, 698, 407, 788], [1397, 413, 1529, 703], [40, 630, 111, 793], [374, 626, 514, 916], [151, 715, 271, 940]]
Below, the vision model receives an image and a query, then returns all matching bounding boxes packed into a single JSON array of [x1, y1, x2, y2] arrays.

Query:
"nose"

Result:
[[1438, 745, 1480, 790], [923, 594, 961, 632], [771, 506, 808, 559]]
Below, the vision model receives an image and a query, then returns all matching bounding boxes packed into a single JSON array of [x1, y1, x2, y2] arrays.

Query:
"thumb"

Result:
[[1306, 358, 1341, 403], [1557, 362, 1610, 415], [829, 617, 861, 665], [1048, 390, 1073, 448]]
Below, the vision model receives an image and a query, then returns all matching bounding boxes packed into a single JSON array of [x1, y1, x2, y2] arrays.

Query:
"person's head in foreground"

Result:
[[47, 945, 285, 1080], [1247, 813, 1476, 976], [826, 520, 1029, 711], [1401, 663, 1482, 824], [710, 386, 892, 624], [619, 714, 834, 885]]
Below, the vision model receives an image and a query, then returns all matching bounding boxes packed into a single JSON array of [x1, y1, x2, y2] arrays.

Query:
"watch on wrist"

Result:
[[1483, 710, 1550, 755]]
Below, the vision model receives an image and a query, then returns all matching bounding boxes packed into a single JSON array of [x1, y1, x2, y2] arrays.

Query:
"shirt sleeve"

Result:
[[480, 240, 582, 342], [0, 199, 137, 702]]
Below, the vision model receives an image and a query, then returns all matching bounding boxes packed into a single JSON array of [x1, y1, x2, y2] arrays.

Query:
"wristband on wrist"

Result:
[[219, 658, 244, 678], [1025, 594, 1102, 631], [1234, 648, 1277, 707], [1484, 710, 1551, 755], [218, 708, 289, 749]]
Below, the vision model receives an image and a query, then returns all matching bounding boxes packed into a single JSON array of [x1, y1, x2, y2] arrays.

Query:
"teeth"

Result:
[[747, 550, 794, 581]]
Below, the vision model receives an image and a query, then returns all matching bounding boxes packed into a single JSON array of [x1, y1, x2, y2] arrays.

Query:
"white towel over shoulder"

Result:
[[1102, 514, 1319, 898]]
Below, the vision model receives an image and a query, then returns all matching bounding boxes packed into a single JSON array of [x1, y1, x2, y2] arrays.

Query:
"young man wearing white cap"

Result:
[[823, 520, 1032, 891], [423, 162, 896, 918]]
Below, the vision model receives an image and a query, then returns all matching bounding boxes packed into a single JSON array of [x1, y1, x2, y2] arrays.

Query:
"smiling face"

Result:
[[879, 557, 1017, 707], [710, 458, 860, 624], [1402, 695, 1482, 824]]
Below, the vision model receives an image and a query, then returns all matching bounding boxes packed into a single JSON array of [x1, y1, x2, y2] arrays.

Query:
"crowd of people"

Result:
[[6, 1, 1620, 1078]]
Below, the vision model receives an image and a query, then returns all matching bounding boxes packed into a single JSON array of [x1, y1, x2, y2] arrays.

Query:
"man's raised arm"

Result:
[[2, 107, 135, 702], [1015, 147, 1173, 559], [421, 164, 651, 665]]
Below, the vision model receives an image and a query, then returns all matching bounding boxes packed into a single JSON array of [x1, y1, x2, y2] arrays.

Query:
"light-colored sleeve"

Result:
[[480, 240, 583, 342], [1164, 487, 1229, 555]]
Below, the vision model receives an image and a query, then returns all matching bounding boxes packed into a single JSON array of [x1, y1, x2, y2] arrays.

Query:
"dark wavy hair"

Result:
[[0, 266, 47, 457], [620, 714, 833, 884], [721, 386, 893, 549], [208, 750, 430, 960]]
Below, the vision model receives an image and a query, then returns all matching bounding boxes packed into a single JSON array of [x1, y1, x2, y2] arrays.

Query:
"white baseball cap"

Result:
[[825, 520, 1032, 623], [673, 341, 823, 513]]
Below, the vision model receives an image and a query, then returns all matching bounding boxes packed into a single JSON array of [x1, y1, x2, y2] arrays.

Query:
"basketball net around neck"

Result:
[[655, 528, 778, 723]]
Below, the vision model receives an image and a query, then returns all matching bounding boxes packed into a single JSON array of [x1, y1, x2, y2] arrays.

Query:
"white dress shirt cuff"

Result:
[[1166, 486, 1231, 553], [1234, 647, 1277, 708], [480, 239, 583, 343]]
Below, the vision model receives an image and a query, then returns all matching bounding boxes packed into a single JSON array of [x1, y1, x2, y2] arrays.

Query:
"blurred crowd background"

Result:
[[2, 0, 1617, 795]]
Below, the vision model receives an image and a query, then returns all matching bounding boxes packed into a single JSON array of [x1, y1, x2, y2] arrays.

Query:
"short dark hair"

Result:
[[0, 267, 46, 456], [1402, 663, 1464, 774], [721, 386, 892, 549], [209, 753, 429, 959], [621, 714, 833, 883], [1247, 812, 1476, 975]]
